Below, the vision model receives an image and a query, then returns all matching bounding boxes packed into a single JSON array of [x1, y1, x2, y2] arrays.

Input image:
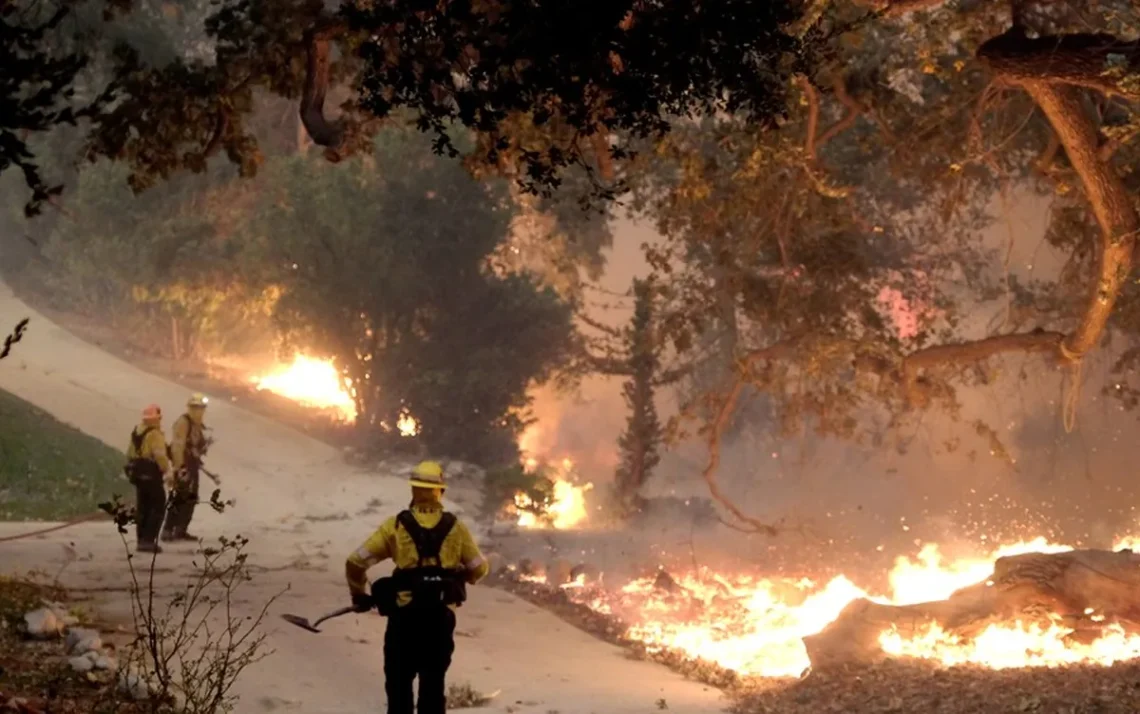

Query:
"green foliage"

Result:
[[15, 157, 278, 358], [613, 278, 662, 512], [0, 388, 128, 520], [248, 125, 576, 462], [480, 463, 554, 522]]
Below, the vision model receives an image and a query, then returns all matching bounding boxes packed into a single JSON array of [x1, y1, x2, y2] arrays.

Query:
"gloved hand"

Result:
[[351, 592, 374, 613]]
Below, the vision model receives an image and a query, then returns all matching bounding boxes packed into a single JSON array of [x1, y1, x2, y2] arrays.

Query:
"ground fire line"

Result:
[[494, 537, 1140, 683]]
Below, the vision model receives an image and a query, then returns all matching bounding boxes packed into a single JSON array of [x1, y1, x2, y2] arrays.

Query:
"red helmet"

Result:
[[141, 404, 162, 421]]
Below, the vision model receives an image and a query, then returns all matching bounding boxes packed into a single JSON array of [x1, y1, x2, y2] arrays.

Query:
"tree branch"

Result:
[[300, 20, 349, 156], [979, 31, 1139, 358], [796, 75, 820, 161], [979, 28, 1140, 99], [1035, 128, 1061, 173], [1, 318, 29, 360], [577, 311, 623, 338], [900, 330, 1065, 405], [816, 77, 863, 148]]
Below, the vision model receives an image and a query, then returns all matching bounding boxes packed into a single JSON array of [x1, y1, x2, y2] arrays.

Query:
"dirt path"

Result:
[[0, 281, 726, 713]]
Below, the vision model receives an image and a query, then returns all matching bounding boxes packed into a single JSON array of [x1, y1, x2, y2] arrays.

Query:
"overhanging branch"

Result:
[[300, 20, 349, 155], [979, 30, 1139, 359], [979, 29, 1140, 99]]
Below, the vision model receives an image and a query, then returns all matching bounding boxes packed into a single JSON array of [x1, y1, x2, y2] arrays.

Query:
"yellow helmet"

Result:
[[188, 393, 209, 408], [408, 460, 445, 489]]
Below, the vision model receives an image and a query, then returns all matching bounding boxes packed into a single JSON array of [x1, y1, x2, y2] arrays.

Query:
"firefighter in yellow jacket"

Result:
[[345, 461, 489, 714], [125, 404, 171, 554], [164, 393, 211, 542]]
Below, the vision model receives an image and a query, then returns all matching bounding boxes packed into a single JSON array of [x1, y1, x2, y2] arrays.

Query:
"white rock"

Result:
[[65, 627, 102, 655], [23, 608, 64, 640], [43, 600, 79, 626], [118, 669, 159, 700], [92, 653, 117, 671], [69, 654, 96, 673]]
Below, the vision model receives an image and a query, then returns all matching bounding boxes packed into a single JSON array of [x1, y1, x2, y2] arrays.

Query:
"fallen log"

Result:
[[804, 549, 1140, 670]]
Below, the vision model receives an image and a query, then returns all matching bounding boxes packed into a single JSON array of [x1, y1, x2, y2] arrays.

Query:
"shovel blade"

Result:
[[280, 613, 321, 633]]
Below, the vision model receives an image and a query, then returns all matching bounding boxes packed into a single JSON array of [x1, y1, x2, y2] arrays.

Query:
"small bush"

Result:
[[480, 463, 554, 522], [445, 681, 493, 708]]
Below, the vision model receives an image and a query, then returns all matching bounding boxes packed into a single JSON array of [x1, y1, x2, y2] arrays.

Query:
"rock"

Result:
[[42, 601, 78, 626], [91, 652, 116, 670], [68, 655, 96, 673], [22, 609, 64, 640], [117, 668, 159, 701], [65, 628, 102, 655]]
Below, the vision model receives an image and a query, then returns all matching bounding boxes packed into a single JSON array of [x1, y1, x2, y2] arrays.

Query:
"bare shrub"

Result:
[[100, 493, 284, 713]]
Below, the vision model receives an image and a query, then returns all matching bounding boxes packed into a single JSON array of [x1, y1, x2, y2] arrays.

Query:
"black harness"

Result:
[[370, 510, 468, 616], [124, 426, 164, 483], [177, 414, 207, 464]]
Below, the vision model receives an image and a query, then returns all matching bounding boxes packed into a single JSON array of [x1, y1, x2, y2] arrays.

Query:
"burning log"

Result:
[[803, 549, 1140, 671]]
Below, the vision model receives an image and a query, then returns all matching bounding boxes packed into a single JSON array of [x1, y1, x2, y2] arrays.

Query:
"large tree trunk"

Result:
[[804, 549, 1140, 671]]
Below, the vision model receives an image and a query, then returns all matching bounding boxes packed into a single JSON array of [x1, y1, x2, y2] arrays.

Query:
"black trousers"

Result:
[[135, 477, 167, 546], [165, 462, 200, 536], [383, 605, 456, 714]]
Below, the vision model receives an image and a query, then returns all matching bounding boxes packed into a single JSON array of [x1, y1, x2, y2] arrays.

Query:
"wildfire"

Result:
[[511, 457, 593, 530], [395, 411, 420, 437], [253, 354, 357, 421], [520, 536, 1140, 678]]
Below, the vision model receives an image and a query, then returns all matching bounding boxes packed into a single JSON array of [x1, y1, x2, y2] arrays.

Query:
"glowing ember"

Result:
[[522, 536, 1140, 678], [396, 411, 419, 437], [253, 354, 356, 421]]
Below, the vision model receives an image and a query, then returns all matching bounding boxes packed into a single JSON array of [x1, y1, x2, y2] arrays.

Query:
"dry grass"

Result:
[[445, 681, 494, 708]]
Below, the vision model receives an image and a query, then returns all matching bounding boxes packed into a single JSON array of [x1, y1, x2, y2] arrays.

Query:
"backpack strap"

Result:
[[131, 426, 156, 454], [397, 510, 457, 567]]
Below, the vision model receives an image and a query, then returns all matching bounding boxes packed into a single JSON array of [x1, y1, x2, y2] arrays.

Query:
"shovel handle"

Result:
[[311, 605, 357, 628]]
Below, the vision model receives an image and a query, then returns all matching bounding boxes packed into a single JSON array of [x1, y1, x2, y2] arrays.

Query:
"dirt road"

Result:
[[0, 281, 726, 713]]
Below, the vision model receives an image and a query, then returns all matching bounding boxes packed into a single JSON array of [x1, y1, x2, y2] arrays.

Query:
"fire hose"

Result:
[[0, 467, 222, 544]]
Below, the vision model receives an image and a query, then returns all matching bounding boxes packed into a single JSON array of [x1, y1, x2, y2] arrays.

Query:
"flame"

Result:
[[880, 620, 1140, 669], [396, 411, 419, 437], [521, 537, 1140, 678], [253, 354, 356, 421], [511, 457, 593, 530]]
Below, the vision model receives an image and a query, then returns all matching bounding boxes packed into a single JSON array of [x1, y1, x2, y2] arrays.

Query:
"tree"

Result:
[[3, 0, 808, 207], [613, 278, 663, 515], [248, 125, 575, 463], [612, 1, 1140, 533]]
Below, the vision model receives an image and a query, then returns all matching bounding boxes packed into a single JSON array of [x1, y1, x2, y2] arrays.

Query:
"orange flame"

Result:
[[526, 536, 1140, 677], [253, 354, 356, 421]]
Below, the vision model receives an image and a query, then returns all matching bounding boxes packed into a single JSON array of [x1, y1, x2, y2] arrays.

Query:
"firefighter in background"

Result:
[[163, 392, 212, 542], [345, 461, 490, 714], [125, 404, 171, 554]]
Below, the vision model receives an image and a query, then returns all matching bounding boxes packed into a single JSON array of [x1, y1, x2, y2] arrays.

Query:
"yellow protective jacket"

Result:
[[171, 413, 207, 471], [346, 502, 490, 609], [126, 423, 170, 474]]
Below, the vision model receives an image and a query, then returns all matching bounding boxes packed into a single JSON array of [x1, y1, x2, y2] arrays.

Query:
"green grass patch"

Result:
[[0, 388, 129, 521]]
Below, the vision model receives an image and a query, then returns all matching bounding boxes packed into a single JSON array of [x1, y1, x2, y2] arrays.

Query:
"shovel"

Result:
[[280, 605, 357, 634]]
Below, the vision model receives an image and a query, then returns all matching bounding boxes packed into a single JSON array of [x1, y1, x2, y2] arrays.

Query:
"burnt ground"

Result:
[[731, 660, 1140, 714]]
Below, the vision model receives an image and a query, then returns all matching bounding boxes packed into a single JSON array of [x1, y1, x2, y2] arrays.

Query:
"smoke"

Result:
[[515, 188, 1140, 584]]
